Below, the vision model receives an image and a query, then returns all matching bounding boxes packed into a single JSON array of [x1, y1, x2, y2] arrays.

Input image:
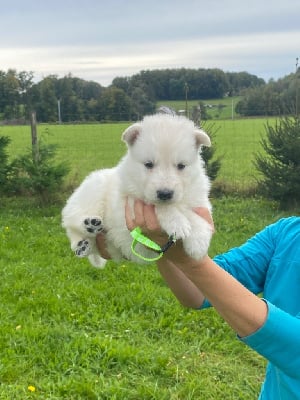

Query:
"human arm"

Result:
[[125, 201, 300, 378], [162, 255, 300, 378], [241, 301, 300, 379], [162, 255, 268, 338], [125, 199, 214, 309], [125, 199, 267, 338], [98, 200, 300, 376], [96, 231, 205, 308]]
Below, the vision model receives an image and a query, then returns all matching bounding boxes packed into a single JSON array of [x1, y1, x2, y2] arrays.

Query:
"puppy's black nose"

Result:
[[157, 189, 174, 201]]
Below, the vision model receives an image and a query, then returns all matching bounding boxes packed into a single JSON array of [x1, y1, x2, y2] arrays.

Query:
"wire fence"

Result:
[[0, 116, 271, 193]]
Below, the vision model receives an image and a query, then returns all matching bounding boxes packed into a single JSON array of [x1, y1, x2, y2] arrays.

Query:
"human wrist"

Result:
[[162, 238, 208, 264], [170, 254, 210, 278]]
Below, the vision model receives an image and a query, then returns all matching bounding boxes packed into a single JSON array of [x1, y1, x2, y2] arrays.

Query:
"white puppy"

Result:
[[62, 113, 213, 268]]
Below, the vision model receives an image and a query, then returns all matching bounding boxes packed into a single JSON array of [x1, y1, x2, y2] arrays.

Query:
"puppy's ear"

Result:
[[122, 123, 142, 146], [194, 129, 211, 148]]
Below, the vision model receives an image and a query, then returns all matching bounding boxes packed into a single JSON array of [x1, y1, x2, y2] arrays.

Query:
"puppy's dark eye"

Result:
[[144, 161, 154, 169], [177, 163, 186, 170]]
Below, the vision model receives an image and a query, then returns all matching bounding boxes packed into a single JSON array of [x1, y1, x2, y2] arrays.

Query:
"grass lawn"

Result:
[[0, 124, 129, 183], [208, 118, 273, 189], [0, 195, 288, 400]]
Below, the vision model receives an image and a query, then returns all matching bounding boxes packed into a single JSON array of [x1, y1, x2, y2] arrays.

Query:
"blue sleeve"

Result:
[[199, 217, 300, 379], [213, 222, 278, 293], [240, 300, 300, 379], [201, 219, 284, 308]]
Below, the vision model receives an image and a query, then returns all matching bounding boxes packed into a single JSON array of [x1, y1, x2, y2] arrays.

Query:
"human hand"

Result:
[[125, 198, 214, 263], [96, 199, 214, 262]]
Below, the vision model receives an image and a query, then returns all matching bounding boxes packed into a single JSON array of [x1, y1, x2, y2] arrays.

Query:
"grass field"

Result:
[[157, 97, 241, 120], [1, 117, 272, 188], [0, 119, 290, 399], [0, 195, 288, 400]]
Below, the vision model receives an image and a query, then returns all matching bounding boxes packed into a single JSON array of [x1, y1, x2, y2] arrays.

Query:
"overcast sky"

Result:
[[1, 0, 299, 86]]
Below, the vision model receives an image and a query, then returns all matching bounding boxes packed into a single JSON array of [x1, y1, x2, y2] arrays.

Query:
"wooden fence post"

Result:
[[30, 111, 39, 162]]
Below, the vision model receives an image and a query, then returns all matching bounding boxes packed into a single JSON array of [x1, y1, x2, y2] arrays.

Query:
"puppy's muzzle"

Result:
[[156, 189, 174, 201]]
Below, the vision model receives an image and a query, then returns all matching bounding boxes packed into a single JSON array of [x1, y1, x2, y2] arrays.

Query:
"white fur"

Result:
[[62, 114, 213, 268]]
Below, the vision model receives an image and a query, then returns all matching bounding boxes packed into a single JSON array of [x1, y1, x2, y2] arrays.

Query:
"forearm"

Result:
[[124, 200, 267, 337], [170, 255, 268, 338], [157, 259, 205, 308]]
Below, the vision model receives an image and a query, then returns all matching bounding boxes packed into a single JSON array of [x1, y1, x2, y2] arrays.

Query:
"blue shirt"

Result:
[[204, 217, 300, 399]]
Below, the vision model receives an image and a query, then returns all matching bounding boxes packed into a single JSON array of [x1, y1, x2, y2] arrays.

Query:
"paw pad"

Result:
[[75, 239, 90, 257], [83, 218, 103, 234]]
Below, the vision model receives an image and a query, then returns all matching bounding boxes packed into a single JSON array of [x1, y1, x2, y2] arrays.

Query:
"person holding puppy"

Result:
[[97, 199, 300, 399]]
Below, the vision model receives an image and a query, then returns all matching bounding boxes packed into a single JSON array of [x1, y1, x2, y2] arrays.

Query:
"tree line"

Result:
[[236, 71, 300, 116], [0, 68, 298, 123]]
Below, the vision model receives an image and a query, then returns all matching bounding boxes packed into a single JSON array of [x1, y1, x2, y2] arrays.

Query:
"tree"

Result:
[[226, 71, 265, 96], [236, 72, 299, 117], [33, 76, 58, 122], [169, 77, 186, 99], [56, 75, 84, 122], [254, 116, 300, 208], [130, 87, 155, 119], [235, 87, 266, 116], [2, 69, 21, 119], [113, 68, 260, 103], [112, 76, 131, 93], [0, 70, 34, 120], [18, 70, 34, 117], [98, 87, 132, 121], [0, 68, 271, 122]]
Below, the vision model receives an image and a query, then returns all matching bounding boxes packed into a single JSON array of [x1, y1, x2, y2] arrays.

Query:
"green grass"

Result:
[[208, 118, 274, 189], [0, 119, 291, 399], [1, 118, 273, 188], [157, 97, 242, 120], [0, 124, 129, 183], [0, 195, 288, 400]]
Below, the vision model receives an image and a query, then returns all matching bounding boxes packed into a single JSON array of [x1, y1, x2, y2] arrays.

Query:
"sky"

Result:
[[1, 0, 299, 87]]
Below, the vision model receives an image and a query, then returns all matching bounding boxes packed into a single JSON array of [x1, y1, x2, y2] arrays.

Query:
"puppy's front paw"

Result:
[[183, 239, 207, 260], [157, 208, 191, 239], [168, 218, 191, 239], [83, 217, 103, 235], [183, 230, 212, 260], [75, 239, 91, 257]]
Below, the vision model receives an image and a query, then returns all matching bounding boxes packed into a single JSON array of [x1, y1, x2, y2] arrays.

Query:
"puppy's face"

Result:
[[121, 114, 210, 205]]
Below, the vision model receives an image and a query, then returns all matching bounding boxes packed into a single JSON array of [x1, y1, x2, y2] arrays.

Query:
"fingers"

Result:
[[193, 207, 215, 232], [143, 203, 160, 231], [125, 198, 136, 230], [125, 199, 214, 238], [132, 199, 145, 227], [125, 198, 160, 232]]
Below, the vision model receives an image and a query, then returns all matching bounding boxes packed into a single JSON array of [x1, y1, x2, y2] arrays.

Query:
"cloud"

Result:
[[1, 0, 299, 85]]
